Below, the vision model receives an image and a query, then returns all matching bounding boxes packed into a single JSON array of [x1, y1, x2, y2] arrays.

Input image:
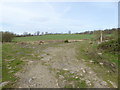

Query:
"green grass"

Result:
[[56, 69, 87, 88], [0, 43, 2, 84], [13, 34, 95, 42], [2, 33, 118, 88], [76, 41, 118, 88], [2, 43, 35, 88], [2, 42, 65, 88]]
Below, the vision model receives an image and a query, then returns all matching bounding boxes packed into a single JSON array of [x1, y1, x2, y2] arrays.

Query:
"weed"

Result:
[[64, 40, 69, 43]]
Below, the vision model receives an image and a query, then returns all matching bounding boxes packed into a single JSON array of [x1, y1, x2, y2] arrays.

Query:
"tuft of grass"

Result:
[[56, 69, 87, 88], [64, 40, 69, 43]]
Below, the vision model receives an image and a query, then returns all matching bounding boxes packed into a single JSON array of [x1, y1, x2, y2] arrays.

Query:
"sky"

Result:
[[0, 1, 118, 34]]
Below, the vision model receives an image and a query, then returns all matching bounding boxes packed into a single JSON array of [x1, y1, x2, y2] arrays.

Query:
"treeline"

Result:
[[15, 28, 119, 37], [16, 31, 71, 37], [1, 28, 119, 42], [77, 28, 119, 35]]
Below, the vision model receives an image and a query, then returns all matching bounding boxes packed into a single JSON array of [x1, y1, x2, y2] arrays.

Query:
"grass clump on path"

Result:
[[56, 69, 87, 88]]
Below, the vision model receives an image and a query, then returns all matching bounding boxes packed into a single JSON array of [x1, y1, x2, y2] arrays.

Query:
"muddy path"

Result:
[[15, 42, 110, 88]]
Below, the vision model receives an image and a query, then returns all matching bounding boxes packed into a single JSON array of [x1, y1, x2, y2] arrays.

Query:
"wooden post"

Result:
[[100, 30, 103, 42]]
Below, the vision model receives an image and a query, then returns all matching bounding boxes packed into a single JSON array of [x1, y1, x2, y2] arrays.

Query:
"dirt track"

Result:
[[15, 42, 110, 88]]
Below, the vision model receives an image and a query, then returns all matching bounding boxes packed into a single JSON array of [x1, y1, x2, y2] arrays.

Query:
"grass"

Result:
[[98, 40, 119, 54], [76, 41, 118, 88], [0, 43, 2, 86], [2, 41, 64, 88], [2, 43, 35, 88], [2, 33, 118, 88], [13, 34, 95, 42], [56, 69, 87, 88]]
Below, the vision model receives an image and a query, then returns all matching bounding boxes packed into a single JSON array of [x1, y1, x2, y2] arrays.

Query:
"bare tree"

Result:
[[36, 31, 40, 36], [41, 32, 44, 35], [68, 31, 71, 34], [23, 32, 28, 36], [45, 32, 48, 35]]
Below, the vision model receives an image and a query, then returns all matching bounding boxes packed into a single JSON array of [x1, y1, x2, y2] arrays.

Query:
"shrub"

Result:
[[64, 40, 69, 43], [98, 40, 120, 54], [2, 32, 15, 42]]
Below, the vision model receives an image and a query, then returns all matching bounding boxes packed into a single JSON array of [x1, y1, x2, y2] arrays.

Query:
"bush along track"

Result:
[[98, 39, 120, 54]]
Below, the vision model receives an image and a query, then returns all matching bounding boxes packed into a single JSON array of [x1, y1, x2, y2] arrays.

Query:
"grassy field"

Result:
[[13, 34, 95, 42], [2, 42, 64, 88], [2, 33, 118, 88], [2, 43, 35, 87], [76, 41, 118, 87]]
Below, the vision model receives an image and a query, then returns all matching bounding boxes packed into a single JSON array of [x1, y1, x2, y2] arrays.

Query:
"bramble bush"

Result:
[[98, 39, 120, 54], [2, 32, 15, 42], [64, 40, 69, 43]]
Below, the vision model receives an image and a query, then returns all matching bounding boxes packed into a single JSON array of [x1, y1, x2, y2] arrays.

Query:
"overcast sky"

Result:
[[0, 1, 118, 34]]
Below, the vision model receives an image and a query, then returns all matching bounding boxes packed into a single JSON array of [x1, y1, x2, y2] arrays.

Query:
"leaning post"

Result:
[[100, 30, 103, 43]]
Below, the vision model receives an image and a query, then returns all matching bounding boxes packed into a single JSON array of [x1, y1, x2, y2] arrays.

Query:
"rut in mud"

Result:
[[15, 43, 110, 88]]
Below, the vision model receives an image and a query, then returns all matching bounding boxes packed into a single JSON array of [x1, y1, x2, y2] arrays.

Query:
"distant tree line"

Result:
[[76, 28, 118, 35], [1, 28, 119, 42], [16, 28, 119, 37]]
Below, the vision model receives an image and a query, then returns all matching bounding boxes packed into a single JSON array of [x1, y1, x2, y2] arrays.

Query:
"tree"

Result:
[[68, 31, 71, 34], [2, 31, 15, 42], [23, 32, 28, 36], [45, 32, 48, 35], [36, 31, 40, 36], [41, 32, 44, 35]]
